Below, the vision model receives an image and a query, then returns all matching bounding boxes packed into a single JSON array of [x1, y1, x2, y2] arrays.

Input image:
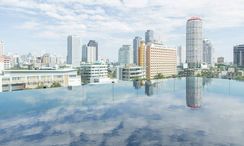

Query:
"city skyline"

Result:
[[1, 0, 244, 62]]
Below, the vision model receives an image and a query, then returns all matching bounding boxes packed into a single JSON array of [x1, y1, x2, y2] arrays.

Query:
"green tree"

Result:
[[50, 82, 61, 88], [154, 73, 164, 79]]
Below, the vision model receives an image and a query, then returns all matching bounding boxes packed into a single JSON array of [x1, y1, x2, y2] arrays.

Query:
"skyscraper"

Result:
[[177, 46, 182, 66], [145, 30, 154, 44], [133, 36, 142, 65], [82, 44, 87, 62], [203, 39, 214, 66], [0, 41, 4, 56], [146, 43, 177, 79], [233, 44, 244, 67], [82, 40, 98, 63], [118, 45, 133, 65], [186, 17, 203, 68], [138, 41, 145, 68], [87, 40, 98, 61], [67, 35, 81, 67]]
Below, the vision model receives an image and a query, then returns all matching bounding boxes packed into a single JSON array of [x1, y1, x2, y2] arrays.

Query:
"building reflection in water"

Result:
[[133, 80, 142, 89], [186, 77, 203, 108], [202, 77, 212, 87], [145, 80, 154, 96]]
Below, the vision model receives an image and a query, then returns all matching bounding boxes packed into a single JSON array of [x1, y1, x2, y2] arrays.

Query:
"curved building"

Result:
[[186, 17, 203, 68], [186, 77, 202, 108]]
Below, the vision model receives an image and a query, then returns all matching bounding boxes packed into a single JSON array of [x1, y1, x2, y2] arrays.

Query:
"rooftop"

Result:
[[188, 16, 202, 21]]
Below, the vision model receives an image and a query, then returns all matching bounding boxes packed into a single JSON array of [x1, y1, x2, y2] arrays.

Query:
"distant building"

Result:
[[233, 44, 244, 67], [118, 45, 133, 65], [186, 17, 203, 68], [138, 41, 146, 68], [186, 77, 202, 108], [203, 39, 214, 66], [67, 35, 81, 67], [80, 63, 108, 83], [117, 65, 145, 81], [3, 55, 11, 69], [88, 40, 98, 61], [146, 43, 177, 79], [82, 45, 97, 63], [0, 69, 80, 92], [133, 36, 142, 65], [0, 40, 4, 56], [82, 40, 98, 63], [145, 30, 154, 44], [177, 46, 182, 66], [217, 57, 224, 64], [42, 53, 50, 66], [0, 56, 4, 73], [82, 44, 87, 62]]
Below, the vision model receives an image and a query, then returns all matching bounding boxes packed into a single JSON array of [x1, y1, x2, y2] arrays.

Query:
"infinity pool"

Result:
[[0, 77, 244, 146]]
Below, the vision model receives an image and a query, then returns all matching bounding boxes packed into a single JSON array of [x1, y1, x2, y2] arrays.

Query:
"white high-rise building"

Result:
[[186, 17, 203, 68], [87, 45, 97, 63], [67, 35, 81, 67], [203, 39, 214, 66], [82, 40, 98, 63], [0, 41, 4, 56], [118, 45, 133, 65], [133, 36, 142, 65], [177, 46, 182, 66]]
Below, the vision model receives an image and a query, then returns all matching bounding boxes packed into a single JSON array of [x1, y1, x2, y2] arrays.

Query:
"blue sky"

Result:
[[0, 0, 244, 62]]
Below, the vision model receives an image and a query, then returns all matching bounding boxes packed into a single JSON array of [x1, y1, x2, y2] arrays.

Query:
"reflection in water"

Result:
[[1, 79, 244, 145], [202, 77, 212, 87], [133, 80, 142, 89], [145, 80, 154, 96], [186, 77, 203, 108]]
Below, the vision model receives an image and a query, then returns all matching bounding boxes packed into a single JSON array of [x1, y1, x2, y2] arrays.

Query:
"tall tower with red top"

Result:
[[186, 17, 203, 68]]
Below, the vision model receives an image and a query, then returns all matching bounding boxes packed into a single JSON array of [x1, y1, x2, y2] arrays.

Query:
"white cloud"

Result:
[[0, 0, 244, 60]]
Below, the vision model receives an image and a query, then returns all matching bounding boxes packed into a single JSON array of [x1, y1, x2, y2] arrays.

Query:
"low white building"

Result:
[[0, 69, 80, 92], [117, 65, 145, 81], [80, 63, 109, 83]]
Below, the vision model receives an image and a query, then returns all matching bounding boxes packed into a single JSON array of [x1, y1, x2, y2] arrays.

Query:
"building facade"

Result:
[[82, 44, 87, 62], [177, 46, 182, 66], [146, 43, 177, 79], [0, 40, 4, 56], [118, 45, 133, 65], [3, 56, 11, 70], [203, 39, 214, 66], [145, 30, 154, 44], [80, 63, 108, 83], [186, 17, 203, 68], [0, 56, 4, 74], [0, 69, 80, 92], [117, 65, 145, 81], [138, 41, 145, 68], [87, 40, 98, 61], [67, 35, 81, 67], [233, 44, 244, 67], [133, 36, 142, 65]]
